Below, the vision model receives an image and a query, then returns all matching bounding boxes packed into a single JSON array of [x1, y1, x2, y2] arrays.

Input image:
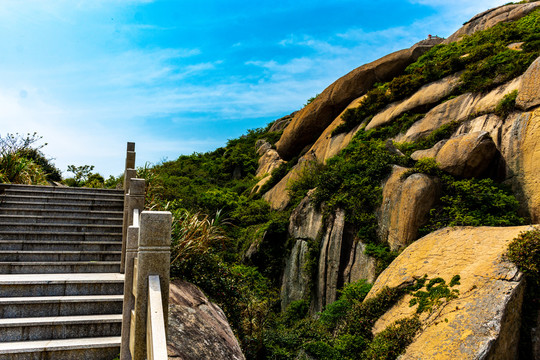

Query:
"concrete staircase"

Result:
[[0, 184, 125, 360]]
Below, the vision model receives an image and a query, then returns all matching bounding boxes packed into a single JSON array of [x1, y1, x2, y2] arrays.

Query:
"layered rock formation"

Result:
[[258, 4, 540, 358]]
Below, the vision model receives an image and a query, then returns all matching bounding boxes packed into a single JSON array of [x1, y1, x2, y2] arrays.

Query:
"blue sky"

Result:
[[0, 0, 510, 177]]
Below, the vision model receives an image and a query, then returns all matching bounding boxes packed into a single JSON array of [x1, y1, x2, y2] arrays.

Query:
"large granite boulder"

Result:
[[367, 226, 534, 360], [275, 40, 442, 160], [444, 2, 540, 43], [379, 166, 440, 251], [399, 77, 522, 143], [168, 280, 245, 360], [516, 55, 540, 110], [411, 131, 498, 178]]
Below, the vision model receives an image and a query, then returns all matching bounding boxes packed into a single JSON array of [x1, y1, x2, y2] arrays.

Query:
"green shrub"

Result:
[[361, 317, 421, 360], [420, 177, 524, 235], [494, 89, 519, 117], [506, 228, 540, 359], [364, 243, 399, 276], [507, 229, 540, 279]]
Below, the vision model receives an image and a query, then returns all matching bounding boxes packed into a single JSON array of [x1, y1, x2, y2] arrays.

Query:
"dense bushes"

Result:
[[0, 133, 60, 185], [506, 229, 540, 359]]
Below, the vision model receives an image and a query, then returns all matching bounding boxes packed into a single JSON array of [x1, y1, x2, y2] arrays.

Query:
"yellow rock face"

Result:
[[367, 226, 536, 360], [503, 107, 540, 222]]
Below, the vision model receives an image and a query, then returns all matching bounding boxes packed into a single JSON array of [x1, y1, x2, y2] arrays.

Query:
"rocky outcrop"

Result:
[[314, 209, 347, 313], [288, 189, 324, 240], [366, 73, 462, 131], [255, 140, 284, 179], [379, 166, 440, 251], [398, 77, 522, 143], [282, 192, 323, 310], [342, 240, 377, 284], [168, 280, 245, 360], [281, 240, 310, 311], [368, 226, 534, 360], [263, 153, 317, 210], [444, 2, 540, 43], [283, 192, 378, 313], [275, 40, 443, 160], [502, 108, 540, 222], [411, 131, 498, 178], [516, 56, 540, 110], [268, 111, 297, 132], [308, 96, 366, 164]]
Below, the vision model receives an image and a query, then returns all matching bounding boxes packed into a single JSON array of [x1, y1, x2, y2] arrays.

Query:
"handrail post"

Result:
[[120, 207, 141, 360], [121, 142, 136, 273], [121, 168, 141, 273], [131, 211, 172, 360]]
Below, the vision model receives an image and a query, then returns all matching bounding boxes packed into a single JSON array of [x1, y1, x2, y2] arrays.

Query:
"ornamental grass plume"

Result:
[[170, 208, 230, 266]]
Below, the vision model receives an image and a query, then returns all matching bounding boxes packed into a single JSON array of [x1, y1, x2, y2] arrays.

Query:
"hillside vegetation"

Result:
[[1, 3, 539, 360]]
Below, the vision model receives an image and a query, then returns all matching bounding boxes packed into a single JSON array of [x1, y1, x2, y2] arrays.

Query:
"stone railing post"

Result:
[[121, 173, 143, 273], [120, 208, 140, 360], [131, 211, 172, 360]]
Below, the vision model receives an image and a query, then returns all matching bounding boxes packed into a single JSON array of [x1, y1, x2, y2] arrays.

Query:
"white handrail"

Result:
[[147, 275, 168, 360]]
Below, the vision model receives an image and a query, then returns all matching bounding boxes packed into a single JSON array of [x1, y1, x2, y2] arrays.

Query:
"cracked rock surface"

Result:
[[366, 226, 535, 360]]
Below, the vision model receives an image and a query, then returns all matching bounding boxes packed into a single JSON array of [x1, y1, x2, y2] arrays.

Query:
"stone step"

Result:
[[0, 336, 120, 360], [0, 314, 122, 342], [0, 223, 122, 234], [0, 208, 123, 218], [4, 188, 124, 200], [0, 231, 121, 241], [0, 273, 124, 297], [0, 295, 123, 318], [1, 195, 124, 206], [0, 262, 120, 274], [0, 241, 122, 252], [0, 201, 123, 212], [0, 214, 122, 225], [0, 251, 121, 262], [0, 183, 124, 196]]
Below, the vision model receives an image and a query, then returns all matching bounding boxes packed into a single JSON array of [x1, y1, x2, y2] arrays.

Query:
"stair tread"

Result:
[[0, 240, 121, 245], [0, 313, 122, 327], [0, 336, 120, 353], [0, 295, 123, 304], [0, 273, 124, 284], [0, 208, 122, 214], [0, 215, 122, 221], [0, 222, 122, 227], [0, 251, 121, 254], [0, 261, 120, 264], [2, 194, 123, 200], [0, 231, 121, 235]]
